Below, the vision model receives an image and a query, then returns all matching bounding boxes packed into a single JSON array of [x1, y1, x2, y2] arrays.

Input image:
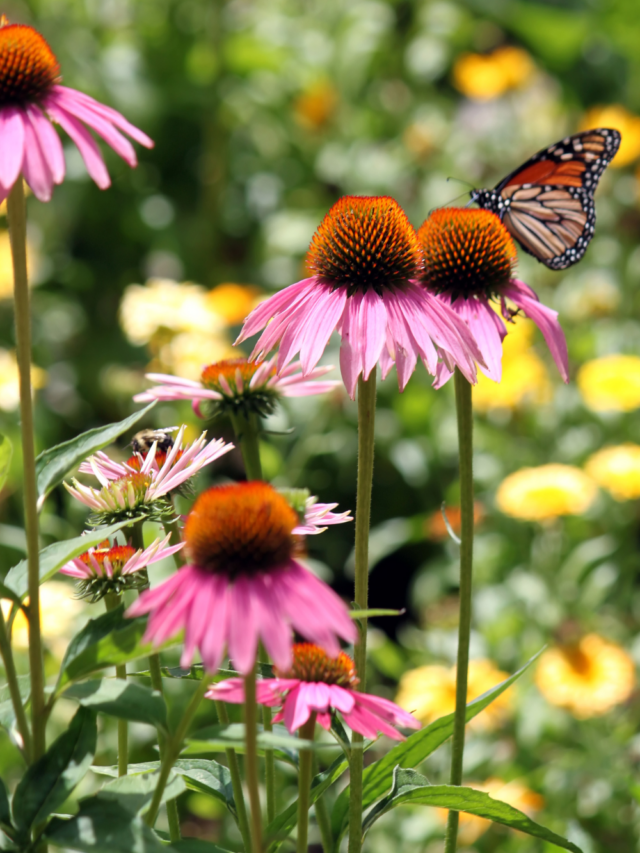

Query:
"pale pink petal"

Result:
[[504, 280, 569, 382], [252, 575, 294, 671], [52, 87, 154, 148], [283, 684, 313, 732], [227, 577, 259, 675], [199, 575, 230, 672], [452, 296, 506, 382], [21, 111, 54, 201], [206, 678, 246, 704], [236, 279, 317, 343], [298, 285, 349, 374], [0, 107, 25, 192], [25, 105, 65, 185], [44, 96, 110, 188]]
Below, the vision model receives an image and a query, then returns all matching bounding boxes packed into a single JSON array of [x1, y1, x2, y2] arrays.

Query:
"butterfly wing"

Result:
[[474, 128, 621, 270]]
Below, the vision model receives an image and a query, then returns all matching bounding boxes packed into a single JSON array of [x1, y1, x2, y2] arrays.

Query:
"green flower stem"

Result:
[[104, 593, 128, 777], [145, 675, 209, 829], [348, 370, 377, 853], [244, 665, 262, 853], [444, 369, 475, 853], [215, 700, 252, 852], [7, 180, 45, 762], [229, 411, 263, 480], [257, 641, 276, 824], [0, 607, 31, 761], [312, 756, 333, 853], [162, 515, 185, 558], [296, 714, 317, 853]]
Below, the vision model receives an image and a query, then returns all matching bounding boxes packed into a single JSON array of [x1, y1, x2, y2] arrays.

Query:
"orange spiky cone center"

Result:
[[201, 358, 275, 394], [275, 642, 358, 687], [79, 542, 136, 573], [418, 208, 517, 300], [0, 22, 59, 106], [185, 481, 298, 577], [305, 195, 422, 296]]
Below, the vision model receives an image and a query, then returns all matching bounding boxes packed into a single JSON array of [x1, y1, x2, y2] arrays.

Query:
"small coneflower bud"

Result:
[[274, 642, 359, 688], [0, 21, 60, 106], [306, 195, 422, 296], [418, 208, 517, 301], [185, 482, 298, 576], [200, 358, 279, 418]]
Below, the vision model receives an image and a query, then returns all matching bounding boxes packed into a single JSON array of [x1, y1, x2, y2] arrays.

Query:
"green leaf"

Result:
[[4, 521, 134, 601], [56, 604, 179, 693], [0, 675, 30, 733], [64, 679, 167, 730], [35, 402, 156, 510], [44, 796, 167, 852], [361, 767, 581, 852], [0, 777, 11, 830], [99, 770, 186, 816], [349, 609, 405, 619], [183, 724, 316, 765], [0, 435, 12, 493], [12, 706, 97, 831], [266, 753, 349, 853], [330, 649, 542, 844]]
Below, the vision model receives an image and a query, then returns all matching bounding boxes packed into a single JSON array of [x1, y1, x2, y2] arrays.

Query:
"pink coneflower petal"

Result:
[[451, 296, 506, 383], [343, 702, 404, 740], [253, 576, 295, 671], [298, 286, 350, 375], [21, 110, 55, 202], [504, 280, 569, 382], [45, 100, 110, 189], [237, 278, 316, 343], [27, 105, 65, 185], [327, 684, 356, 714], [283, 683, 314, 732], [55, 86, 154, 148], [0, 107, 25, 192], [198, 575, 230, 673], [228, 577, 259, 674]]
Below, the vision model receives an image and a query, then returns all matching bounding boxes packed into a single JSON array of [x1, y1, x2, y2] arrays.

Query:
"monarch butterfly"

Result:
[[470, 128, 621, 270]]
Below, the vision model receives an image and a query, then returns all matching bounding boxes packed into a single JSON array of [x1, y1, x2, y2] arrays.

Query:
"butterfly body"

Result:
[[471, 128, 621, 270]]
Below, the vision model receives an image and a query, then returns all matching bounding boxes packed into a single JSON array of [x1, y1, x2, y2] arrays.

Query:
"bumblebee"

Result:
[[131, 427, 178, 455]]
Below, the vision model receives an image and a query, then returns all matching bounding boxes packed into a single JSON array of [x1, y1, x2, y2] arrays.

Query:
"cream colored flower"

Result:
[[580, 105, 640, 167], [578, 355, 640, 413], [2, 581, 86, 659], [535, 634, 635, 718], [158, 332, 236, 381], [585, 444, 640, 500], [453, 46, 535, 100], [0, 348, 46, 412], [496, 464, 598, 521], [395, 659, 513, 731]]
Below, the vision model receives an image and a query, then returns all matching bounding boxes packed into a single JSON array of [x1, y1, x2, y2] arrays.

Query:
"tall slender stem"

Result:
[[0, 607, 31, 761], [444, 369, 475, 853], [312, 756, 333, 853], [7, 180, 45, 761], [297, 714, 316, 853], [229, 411, 263, 480], [244, 665, 262, 853], [104, 593, 128, 777], [215, 700, 252, 853], [145, 675, 209, 828], [348, 370, 377, 853]]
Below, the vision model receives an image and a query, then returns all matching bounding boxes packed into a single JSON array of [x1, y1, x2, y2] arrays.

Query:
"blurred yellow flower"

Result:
[[535, 634, 635, 718], [294, 81, 338, 130], [205, 282, 262, 324], [0, 348, 46, 412], [395, 659, 513, 731], [2, 581, 86, 659], [453, 46, 535, 100], [577, 354, 640, 413], [158, 331, 236, 381], [436, 778, 544, 844], [474, 317, 552, 411], [496, 464, 598, 521], [0, 229, 39, 300], [403, 123, 434, 160], [585, 444, 640, 501], [580, 105, 640, 167], [119, 278, 226, 346]]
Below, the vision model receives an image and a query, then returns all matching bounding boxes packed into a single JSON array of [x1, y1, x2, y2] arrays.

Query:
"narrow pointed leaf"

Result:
[[12, 707, 97, 831], [64, 679, 167, 729], [35, 402, 156, 509], [99, 770, 186, 816]]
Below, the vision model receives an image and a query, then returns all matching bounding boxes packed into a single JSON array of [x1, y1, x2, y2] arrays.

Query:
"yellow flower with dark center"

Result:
[[496, 464, 598, 521], [395, 659, 513, 731], [453, 46, 535, 101], [585, 444, 640, 501], [535, 634, 635, 718], [580, 105, 640, 167], [578, 354, 640, 413]]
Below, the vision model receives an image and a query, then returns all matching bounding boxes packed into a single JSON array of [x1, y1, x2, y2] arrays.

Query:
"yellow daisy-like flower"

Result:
[[395, 659, 513, 731], [452, 46, 535, 101], [205, 283, 262, 324], [0, 348, 46, 412], [535, 634, 635, 718], [580, 105, 640, 168], [473, 316, 552, 412], [2, 581, 86, 660], [577, 354, 640, 413], [294, 80, 338, 130], [585, 444, 640, 501], [436, 778, 544, 844], [496, 464, 598, 521]]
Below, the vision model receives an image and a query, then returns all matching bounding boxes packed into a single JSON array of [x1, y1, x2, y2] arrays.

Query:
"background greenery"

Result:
[[1, 0, 640, 850]]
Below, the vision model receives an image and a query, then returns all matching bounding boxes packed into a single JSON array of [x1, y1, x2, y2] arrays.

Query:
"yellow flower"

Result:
[[577, 354, 640, 413], [2, 581, 86, 659], [158, 331, 236, 381], [0, 348, 46, 412], [453, 46, 535, 100], [294, 81, 338, 130], [436, 778, 544, 844], [496, 464, 598, 521], [0, 229, 39, 300], [205, 283, 263, 324], [580, 105, 640, 167], [473, 317, 552, 412], [535, 634, 635, 718], [119, 278, 226, 346], [585, 444, 640, 501], [395, 659, 513, 731]]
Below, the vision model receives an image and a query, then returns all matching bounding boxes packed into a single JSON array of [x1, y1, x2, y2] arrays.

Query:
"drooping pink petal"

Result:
[[253, 575, 295, 672], [298, 285, 349, 374], [236, 278, 318, 343], [44, 97, 110, 189], [227, 577, 259, 674], [21, 111, 55, 202], [206, 678, 247, 704], [327, 684, 356, 714], [0, 107, 25, 192], [51, 86, 154, 148], [343, 701, 405, 740], [199, 575, 231, 672], [283, 684, 314, 732], [355, 692, 420, 729], [451, 295, 506, 382], [25, 105, 65, 186]]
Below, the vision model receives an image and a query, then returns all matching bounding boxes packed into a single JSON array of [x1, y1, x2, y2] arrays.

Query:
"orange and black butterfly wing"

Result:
[[472, 129, 621, 270]]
